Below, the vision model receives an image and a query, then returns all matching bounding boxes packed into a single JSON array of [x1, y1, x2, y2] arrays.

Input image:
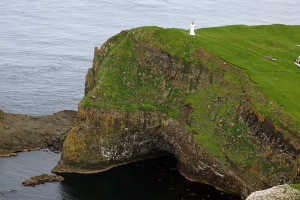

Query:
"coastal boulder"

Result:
[[246, 184, 300, 200], [22, 174, 64, 187]]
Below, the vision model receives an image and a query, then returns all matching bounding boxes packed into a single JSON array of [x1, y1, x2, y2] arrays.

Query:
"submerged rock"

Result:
[[22, 174, 64, 187]]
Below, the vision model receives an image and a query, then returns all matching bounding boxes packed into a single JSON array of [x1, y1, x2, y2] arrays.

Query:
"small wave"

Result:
[[0, 189, 16, 196], [133, 1, 154, 6], [133, 0, 170, 7]]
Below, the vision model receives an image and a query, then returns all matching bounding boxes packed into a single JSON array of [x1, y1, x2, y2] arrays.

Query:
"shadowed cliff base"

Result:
[[53, 25, 300, 198], [59, 154, 241, 200]]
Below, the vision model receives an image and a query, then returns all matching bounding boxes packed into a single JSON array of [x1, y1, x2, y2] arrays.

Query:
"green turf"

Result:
[[290, 183, 300, 190], [196, 24, 300, 121], [82, 24, 300, 124]]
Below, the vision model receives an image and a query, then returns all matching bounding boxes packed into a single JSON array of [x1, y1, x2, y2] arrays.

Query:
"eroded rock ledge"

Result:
[[0, 110, 77, 156]]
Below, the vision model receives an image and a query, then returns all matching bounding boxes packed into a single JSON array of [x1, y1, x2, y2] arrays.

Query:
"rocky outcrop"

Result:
[[246, 184, 300, 200], [243, 109, 300, 186], [53, 107, 248, 195], [45, 129, 70, 152], [53, 27, 300, 198], [0, 110, 77, 154], [0, 151, 18, 157], [22, 174, 64, 187]]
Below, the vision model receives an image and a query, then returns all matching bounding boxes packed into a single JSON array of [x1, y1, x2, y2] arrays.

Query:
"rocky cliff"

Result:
[[53, 26, 300, 198]]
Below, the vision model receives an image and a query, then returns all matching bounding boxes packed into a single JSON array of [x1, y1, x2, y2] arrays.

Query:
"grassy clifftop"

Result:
[[82, 24, 300, 130], [199, 24, 300, 124], [197, 25, 300, 126]]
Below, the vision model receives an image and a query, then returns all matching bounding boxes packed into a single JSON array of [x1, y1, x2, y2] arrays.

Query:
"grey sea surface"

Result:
[[0, 150, 62, 200], [0, 1, 298, 200], [0, 0, 299, 115]]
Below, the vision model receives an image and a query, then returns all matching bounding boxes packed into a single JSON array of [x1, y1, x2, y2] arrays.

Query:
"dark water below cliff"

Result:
[[0, 150, 240, 200]]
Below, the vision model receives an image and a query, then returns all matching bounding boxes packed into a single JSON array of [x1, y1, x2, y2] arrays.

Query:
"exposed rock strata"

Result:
[[54, 107, 248, 196], [22, 174, 64, 187], [0, 110, 77, 155], [243, 110, 300, 186], [53, 27, 300, 198]]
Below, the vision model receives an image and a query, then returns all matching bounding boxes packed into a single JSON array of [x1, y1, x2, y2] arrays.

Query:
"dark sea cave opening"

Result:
[[60, 153, 241, 200]]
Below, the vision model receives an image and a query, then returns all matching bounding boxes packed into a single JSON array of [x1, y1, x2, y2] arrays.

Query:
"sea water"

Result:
[[0, 0, 298, 115], [0, 151, 240, 200]]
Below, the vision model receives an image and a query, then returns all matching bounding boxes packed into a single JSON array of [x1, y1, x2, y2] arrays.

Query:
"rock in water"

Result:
[[0, 151, 18, 157], [22, 174, 64, 187]]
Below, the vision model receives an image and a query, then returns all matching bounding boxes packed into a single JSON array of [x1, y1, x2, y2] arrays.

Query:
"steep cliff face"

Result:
[[53, 26, 300, 198]]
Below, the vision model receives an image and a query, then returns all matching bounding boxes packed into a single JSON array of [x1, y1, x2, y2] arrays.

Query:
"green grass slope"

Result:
[[83, 24, 300, 128], [197, 24, 300, 121], [290, 183, 300, 190]]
